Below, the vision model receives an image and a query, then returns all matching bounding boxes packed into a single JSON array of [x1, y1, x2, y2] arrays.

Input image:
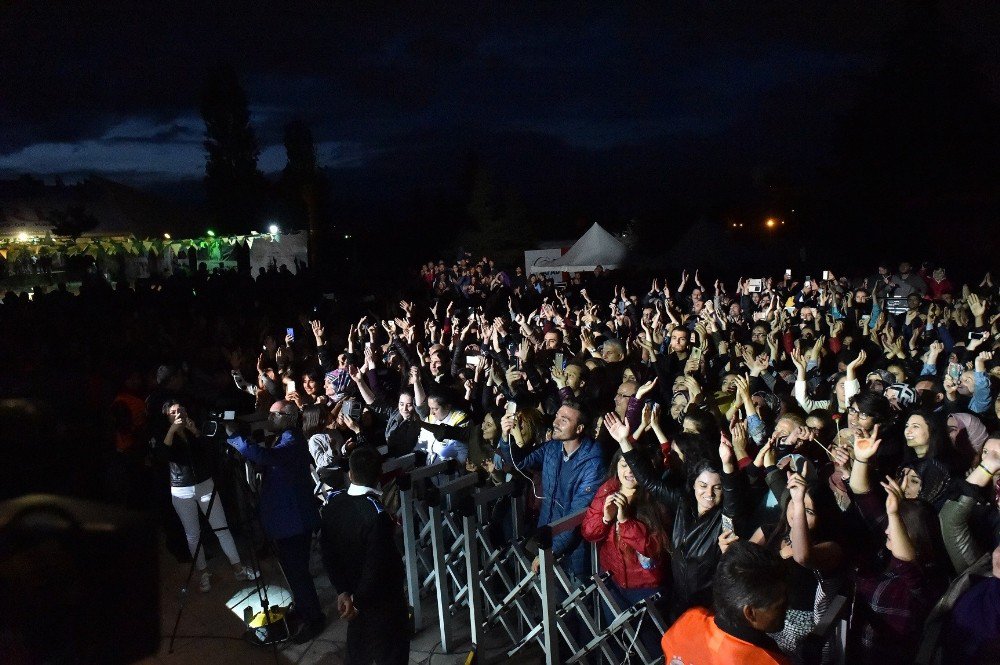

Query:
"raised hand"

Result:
[[853, 423, 882, 463], [718, 529, 739, 554], [603, 493, 620, 523], [967, 293, 986, 319], [846, 349, 867, 375], [551, 364, 566, 389], [790, 348, 807, 376], [881, 475, 904, 515], [787, 472, 808, 505], [832, 445, 852, 480], [640, 402, 654, 430], [718, 432, 736, 470], [603, 412, 631, 443], [310, 319, 325, 342], [975, 350, 993, 373], [635, 377, 658, 401]]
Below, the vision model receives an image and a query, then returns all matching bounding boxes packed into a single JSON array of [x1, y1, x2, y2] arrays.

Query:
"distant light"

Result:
[[344, 234, 352, 239], [765, 219, 776, 228], [781, 221, 785, 225], [163, 233, 171, 240], [268, 224, 279, 235], [17, 232, 29, 242], [206, 229, 216, 237]]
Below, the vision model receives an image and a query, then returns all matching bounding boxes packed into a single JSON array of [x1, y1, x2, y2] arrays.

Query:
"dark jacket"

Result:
[[227, 427, 320, 540], [162, 431, 213, 488], [320, 490, 406, 609], [501, 435, 606, 577], [623, 449, 725, 619]]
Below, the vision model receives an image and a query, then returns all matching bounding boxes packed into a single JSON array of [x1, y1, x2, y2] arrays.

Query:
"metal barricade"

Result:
[[395, 468, 670, 664]]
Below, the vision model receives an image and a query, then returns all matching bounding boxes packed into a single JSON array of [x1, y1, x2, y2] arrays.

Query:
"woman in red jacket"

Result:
[[583, 449, 670, 652]]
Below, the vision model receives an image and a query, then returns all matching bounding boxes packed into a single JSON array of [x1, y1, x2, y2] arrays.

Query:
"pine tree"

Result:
[[200, 66, 265, 237]]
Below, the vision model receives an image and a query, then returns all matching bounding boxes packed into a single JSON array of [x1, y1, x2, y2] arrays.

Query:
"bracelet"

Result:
[[979, 463, 997, 476], [854, 458, 867, 465]]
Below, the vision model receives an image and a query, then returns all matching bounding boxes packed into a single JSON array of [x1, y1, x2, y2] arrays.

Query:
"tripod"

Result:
[[166, 446, 288, 656]]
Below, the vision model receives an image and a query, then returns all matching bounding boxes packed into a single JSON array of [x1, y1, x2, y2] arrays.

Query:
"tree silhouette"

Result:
[[49, 205, 99, 238], [279, 120, 327, 266], [459, 168, 534, 264], [200, 66, 265, 238]]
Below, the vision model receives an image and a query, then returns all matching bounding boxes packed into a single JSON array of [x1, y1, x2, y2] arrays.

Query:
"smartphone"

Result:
[[554, 352, 565, 370], [465, 355, 479, 367], [690, 346, 703, 362], [286, 380, 296, 395], [286, 327, 295, 341], [223, 410, 236, 421], [747, 278, 763, 293], [822, 270, 830, 280], [803, 280, 811, 289], [948, 363, 963, 381], [505, 401, 518, 415], [689, 330, 700, 347], [969, 331, 987, 342], [785, 269, 792, 279]]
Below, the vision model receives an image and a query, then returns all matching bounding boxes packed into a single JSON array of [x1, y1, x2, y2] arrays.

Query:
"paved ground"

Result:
[[137, 537, 479, 665]]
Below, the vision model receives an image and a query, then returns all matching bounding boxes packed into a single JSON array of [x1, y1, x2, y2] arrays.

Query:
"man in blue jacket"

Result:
[[226, 400, 324, 643], [500, 399, 605, 579]]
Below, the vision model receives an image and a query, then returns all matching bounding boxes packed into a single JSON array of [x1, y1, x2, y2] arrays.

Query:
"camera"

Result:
[[341, 398, 363, 422]]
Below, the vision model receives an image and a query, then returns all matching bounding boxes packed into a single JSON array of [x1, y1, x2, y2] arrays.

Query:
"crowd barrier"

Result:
[[389, 454, 667, 664]]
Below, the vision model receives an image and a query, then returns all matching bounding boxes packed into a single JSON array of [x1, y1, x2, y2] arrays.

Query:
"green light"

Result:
[[207, 229, 216, 237]]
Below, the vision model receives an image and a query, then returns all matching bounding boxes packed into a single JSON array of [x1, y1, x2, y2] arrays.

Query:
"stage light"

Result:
[[163, 233, 171, 239], [17, 232, 29, 241], [268, 224, 279, 235], [207, 229, 216, 237], [765, 219, 776, 228]]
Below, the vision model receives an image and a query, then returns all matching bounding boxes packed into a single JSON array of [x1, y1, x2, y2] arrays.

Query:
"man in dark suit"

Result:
[[320, 447, 409, 664]]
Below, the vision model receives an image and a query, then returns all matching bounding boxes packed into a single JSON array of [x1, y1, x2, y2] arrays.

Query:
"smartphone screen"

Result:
[[822, 270, 830, 280], [286, 380, 296, 395], [286, 327, 295, 341], [554, 352, 565, 370], [785, 269, 792, 279]]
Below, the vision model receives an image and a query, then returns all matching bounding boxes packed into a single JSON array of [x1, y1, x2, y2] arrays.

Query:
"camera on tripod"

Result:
[[202, 410, 269, 439]]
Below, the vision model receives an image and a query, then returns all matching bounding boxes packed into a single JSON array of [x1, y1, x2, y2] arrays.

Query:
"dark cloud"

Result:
[[0, 2, 997, 186]]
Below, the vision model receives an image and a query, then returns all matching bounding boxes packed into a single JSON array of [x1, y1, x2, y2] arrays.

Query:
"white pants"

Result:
[[171, 478, 240, 571]]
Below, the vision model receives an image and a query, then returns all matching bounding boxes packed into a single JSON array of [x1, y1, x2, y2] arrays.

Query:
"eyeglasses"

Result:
[[848, 407, 872, 419], [615, 392, 636, 400]]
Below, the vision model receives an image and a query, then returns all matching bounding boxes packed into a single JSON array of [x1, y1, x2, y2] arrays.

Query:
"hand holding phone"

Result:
[[286, 327, 295, 342]]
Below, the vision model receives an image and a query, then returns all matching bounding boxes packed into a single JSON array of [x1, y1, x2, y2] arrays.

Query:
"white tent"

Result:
[[527, 222, 627, 274]]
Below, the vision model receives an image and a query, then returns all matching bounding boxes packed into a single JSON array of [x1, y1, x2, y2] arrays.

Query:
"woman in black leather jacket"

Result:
[[604, 412, 730, 620], [161, 401, 255, 592]]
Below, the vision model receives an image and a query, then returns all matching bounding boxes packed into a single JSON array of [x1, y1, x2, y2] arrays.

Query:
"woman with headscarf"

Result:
[[947, 412, 989, 473]]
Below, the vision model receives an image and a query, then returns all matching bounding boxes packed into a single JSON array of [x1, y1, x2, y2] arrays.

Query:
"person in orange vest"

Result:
[[661, 540, 792, 665]]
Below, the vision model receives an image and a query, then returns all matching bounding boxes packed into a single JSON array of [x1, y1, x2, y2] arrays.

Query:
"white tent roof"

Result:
[[528, 222, 627, 273]]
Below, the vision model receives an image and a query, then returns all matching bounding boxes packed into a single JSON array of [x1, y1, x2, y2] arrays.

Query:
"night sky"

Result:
[[1, 2, 998, 207]]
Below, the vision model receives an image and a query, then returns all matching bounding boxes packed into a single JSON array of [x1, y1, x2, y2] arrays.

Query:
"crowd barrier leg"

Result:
[[398, 477, 423, 631], [537, 531, 560, 665], [463, 511, 485, 648]]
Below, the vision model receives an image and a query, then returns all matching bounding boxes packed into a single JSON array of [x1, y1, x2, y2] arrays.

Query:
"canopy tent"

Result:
[[527, 222, 627, 274]]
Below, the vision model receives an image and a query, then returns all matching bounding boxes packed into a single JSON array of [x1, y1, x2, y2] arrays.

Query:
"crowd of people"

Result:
[[5, 254, 1000, 663]]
